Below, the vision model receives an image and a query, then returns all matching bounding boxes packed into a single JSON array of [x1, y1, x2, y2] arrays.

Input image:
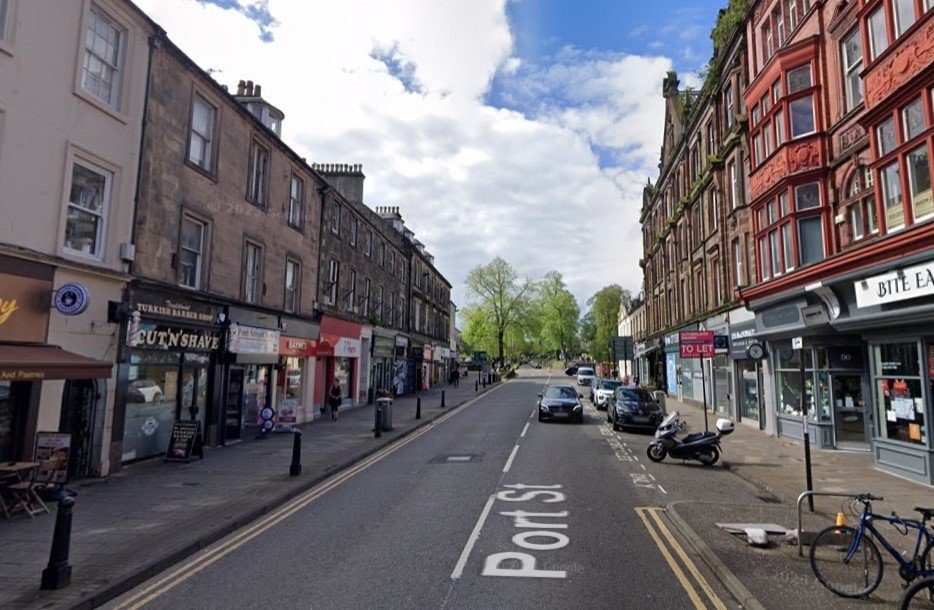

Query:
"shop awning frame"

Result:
[[0, 344, 113, 381]]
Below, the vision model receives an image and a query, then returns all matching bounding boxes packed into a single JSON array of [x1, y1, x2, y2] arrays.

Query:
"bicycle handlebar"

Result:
[[856, 493, 884, 503]]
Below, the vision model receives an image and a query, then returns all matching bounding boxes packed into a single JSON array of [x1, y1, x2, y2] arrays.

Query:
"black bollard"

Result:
[[375, 405, 382, 438], [289, 429, 302, 476], [475, 380, 478, 392], [41, 495, 75, 590], [441, 390, 446, 408], [416, 396, 422, 419]]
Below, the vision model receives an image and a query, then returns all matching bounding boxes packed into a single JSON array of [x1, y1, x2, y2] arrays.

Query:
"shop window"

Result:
[[64, 159, 111, 258], [868, 7, 889, 60], [841, 28, 863, 111], [789, 95, 815, 137], [775, 345, 818, 418], [873, 342, 926, 446], [881, 162, 904, 230], [907, 145, 932, 220]]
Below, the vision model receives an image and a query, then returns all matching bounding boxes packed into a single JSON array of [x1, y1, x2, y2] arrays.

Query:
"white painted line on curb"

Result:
[[503, 444, 520, 473], [451, 494, 497, 579], [658, 485, 668, 494], [520, 422, 529, 438]]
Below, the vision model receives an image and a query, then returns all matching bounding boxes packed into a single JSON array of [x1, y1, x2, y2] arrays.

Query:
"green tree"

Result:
[[464, 257, 533, 365], [537, 271, 580, 360], [584, 285, 632, 363]]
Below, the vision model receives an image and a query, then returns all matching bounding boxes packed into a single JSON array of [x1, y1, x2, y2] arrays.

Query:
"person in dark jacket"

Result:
[[328, 379, 342, 421]]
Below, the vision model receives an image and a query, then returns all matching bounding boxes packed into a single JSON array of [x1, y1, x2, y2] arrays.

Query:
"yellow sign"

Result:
[[0, 297, 18, 325], [0, 369, 45, 381]]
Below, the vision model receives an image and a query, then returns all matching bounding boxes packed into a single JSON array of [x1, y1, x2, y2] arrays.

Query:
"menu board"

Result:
[[34, 432, 71, 484], [164, 420, 202, 462]]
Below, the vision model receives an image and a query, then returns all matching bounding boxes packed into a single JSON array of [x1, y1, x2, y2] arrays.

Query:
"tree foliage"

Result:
[[463, 257, 533, 364], [537, 271, 580, 359], [584, 285, 632, 363]]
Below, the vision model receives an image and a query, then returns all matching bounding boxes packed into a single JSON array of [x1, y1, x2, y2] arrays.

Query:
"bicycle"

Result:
[[899, 575, 934, 609], [809, 493, 934, 598]]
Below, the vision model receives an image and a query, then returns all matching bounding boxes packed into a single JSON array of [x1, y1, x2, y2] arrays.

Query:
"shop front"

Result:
[[753, 297, 868, 450], [394, 335, 410, 396], [729, 319, 765, 429], [224, 317, 280, 443], [118, 287, 223, 462], [830, 255, 934, 484], [314, 316, 362, 409], [1, 259, 113, 465], [371, 332, 396, 400], [276, 317, 318, 427], [701, 314, 731, 417]]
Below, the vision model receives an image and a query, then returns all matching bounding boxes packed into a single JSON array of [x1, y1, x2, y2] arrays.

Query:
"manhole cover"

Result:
[[756, 495, 781, 504], [430, 454, 483, 464]]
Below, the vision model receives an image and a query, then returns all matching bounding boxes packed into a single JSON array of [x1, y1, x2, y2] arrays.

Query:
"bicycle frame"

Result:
[[848, 502, 934, 580]]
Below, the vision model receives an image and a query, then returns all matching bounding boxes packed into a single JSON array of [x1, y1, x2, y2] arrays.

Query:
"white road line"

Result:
[[658, 485, 668, 494], [503, 444, 520, 474], [648, 474, 656, 481], [520, 422, 529, 437], [640, 463, 646, 470], [451, 494, 497, 579], [529, 409, 536, 419]]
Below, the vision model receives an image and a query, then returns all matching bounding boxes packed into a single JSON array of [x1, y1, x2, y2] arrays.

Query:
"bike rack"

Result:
[[796, 491, 863, 557]]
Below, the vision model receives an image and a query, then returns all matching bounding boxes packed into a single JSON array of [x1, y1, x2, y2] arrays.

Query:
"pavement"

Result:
[[663, 395, 933, 609], [0, 376, 495, 610]]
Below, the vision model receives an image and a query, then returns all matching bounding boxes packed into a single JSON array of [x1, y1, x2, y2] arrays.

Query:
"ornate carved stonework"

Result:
[[750, 138, 823, 201], [839, 124, 866, 152], [865, 19, 934, 109]]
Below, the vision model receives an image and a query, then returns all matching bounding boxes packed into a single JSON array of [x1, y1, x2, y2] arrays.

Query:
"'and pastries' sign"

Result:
[[855, 260, 934, 308], [228, 324, 280, 355]]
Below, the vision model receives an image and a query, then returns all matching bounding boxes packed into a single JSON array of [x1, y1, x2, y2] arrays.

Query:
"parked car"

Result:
[[592, 379, 622, 410], [537, 385, 584, 423], [128, 379, 164, 403], [531, 361, 542, 369], [607, 387, 664, 432], [565, 365, 578, 376], [576, 366, 595, 386]]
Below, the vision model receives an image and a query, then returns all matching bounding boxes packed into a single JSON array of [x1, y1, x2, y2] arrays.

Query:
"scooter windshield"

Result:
[[660, 411, 679, 428]]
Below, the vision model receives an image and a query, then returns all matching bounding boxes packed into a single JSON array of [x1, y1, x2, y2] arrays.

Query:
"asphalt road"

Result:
[[106, 368, 753, 609]]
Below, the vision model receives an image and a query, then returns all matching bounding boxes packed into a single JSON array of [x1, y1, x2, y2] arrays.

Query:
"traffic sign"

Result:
[[679, 331, 714, 359]]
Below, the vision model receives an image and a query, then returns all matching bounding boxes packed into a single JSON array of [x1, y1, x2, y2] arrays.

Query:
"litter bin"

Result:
[[653, 391, 667, 414], [376, 397, 393, 431]]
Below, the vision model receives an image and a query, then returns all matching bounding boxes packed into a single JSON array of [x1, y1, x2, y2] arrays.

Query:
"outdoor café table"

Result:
[[0, 462, 41, 518]]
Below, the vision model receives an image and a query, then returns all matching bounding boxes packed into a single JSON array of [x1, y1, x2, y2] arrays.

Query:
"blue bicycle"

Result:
[[809, 494, 934, 598]]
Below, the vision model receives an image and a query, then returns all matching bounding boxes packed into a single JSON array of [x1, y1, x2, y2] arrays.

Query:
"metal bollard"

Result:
[[375, 405, 382, 438], [475, 380, 478, 392], [41, 495, 75, 590], [483, 374, 487, 388], [289, 429, 302, 476], [416, 396, 421, 419], [441, 390, 445, 408]]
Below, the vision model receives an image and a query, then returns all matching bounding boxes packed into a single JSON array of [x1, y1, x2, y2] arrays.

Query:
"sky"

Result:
[[135, 0, 727, 315]]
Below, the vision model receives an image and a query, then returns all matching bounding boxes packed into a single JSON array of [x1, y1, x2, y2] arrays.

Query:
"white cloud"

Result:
[[135, 0, 674, 313]]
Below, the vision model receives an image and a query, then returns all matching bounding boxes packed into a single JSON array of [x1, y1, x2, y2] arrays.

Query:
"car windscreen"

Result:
[[578, 368, 594, 375], [601, 381, 621, 390], [617, 388, 655, 401], [544, 386, 578, 399]]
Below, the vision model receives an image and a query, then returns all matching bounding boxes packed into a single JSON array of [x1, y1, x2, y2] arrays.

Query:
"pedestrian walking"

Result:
[[328, 379, 342, 421]]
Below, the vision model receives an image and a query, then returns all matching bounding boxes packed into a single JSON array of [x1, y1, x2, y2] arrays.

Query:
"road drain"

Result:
[[756, 494, 781, 504]]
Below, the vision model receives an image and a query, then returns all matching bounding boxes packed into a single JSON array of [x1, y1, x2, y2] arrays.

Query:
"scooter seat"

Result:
[[682, 432, 709, 444]]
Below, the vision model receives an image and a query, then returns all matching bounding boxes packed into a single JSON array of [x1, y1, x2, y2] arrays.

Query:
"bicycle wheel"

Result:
[[809, 526, 883, 598], [899, 577, 934, 609]]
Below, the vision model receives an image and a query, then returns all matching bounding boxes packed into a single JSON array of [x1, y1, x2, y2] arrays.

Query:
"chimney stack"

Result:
[[246, 80, 254, 96], [254, 84, 262, 97], [237, 80, 246, 96]]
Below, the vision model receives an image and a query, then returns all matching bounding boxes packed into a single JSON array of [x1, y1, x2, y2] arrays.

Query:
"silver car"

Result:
[[576, 366, 595, 386]]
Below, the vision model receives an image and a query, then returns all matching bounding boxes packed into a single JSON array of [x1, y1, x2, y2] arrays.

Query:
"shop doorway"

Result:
[[832, 374, 869, 449], [59, 379, 98, 480], [0, 380, 30, 462], [225, 368, 244, 443]]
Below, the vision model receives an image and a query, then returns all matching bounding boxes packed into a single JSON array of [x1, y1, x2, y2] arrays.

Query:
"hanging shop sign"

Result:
[[854, 259, 934, 308], [0, 270, 52, 343], [129, 323, 221, 351], [53, 283, 90, 316], [228, 324, 280, 355]]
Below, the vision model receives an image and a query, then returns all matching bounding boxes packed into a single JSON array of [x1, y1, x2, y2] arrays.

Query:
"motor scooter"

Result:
[[645, 411, 734, 466]]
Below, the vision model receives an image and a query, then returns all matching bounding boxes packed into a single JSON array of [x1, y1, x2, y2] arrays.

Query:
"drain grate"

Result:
[[756, 495, 782, 504]]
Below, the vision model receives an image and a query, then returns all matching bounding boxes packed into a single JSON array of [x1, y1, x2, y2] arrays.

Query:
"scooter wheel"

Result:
[[646, 443, 666, 462], [697, 446, 720, 466]]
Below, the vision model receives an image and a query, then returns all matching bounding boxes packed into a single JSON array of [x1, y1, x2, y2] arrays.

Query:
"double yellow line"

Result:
[[114, 393, 490, 609], [635, 507, 726, 610]]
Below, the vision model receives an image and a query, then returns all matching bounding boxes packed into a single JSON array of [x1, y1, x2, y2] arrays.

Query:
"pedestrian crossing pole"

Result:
[[794, 337, 815, 511]]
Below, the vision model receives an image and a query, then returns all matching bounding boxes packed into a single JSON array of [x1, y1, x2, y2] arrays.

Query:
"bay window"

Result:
[[907, 146, 932, 220], [781, 223, 794, 270], [868, 7, 888, 60], [878, 118, 897, 155], [775, 109, 785, 145], [881, 162, 904, 230], [795, 182, 820, 209], [789, 95, 815, 137], [797, 216, 824, 265], [903, 98, 925, 141], [893, 0, 916, 37], [787, 65, 812, 94]]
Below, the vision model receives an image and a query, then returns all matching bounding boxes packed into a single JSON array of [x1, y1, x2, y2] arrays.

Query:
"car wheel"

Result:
[[606, 411, 612, 423], [538, 413, 544, 422], [577, 412, 584, 424], [612, 422, 621, 432]]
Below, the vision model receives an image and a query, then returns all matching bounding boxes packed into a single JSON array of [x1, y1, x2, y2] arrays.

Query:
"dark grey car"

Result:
[[537, 385, 584, 424], [608, 387, 663, 431]]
